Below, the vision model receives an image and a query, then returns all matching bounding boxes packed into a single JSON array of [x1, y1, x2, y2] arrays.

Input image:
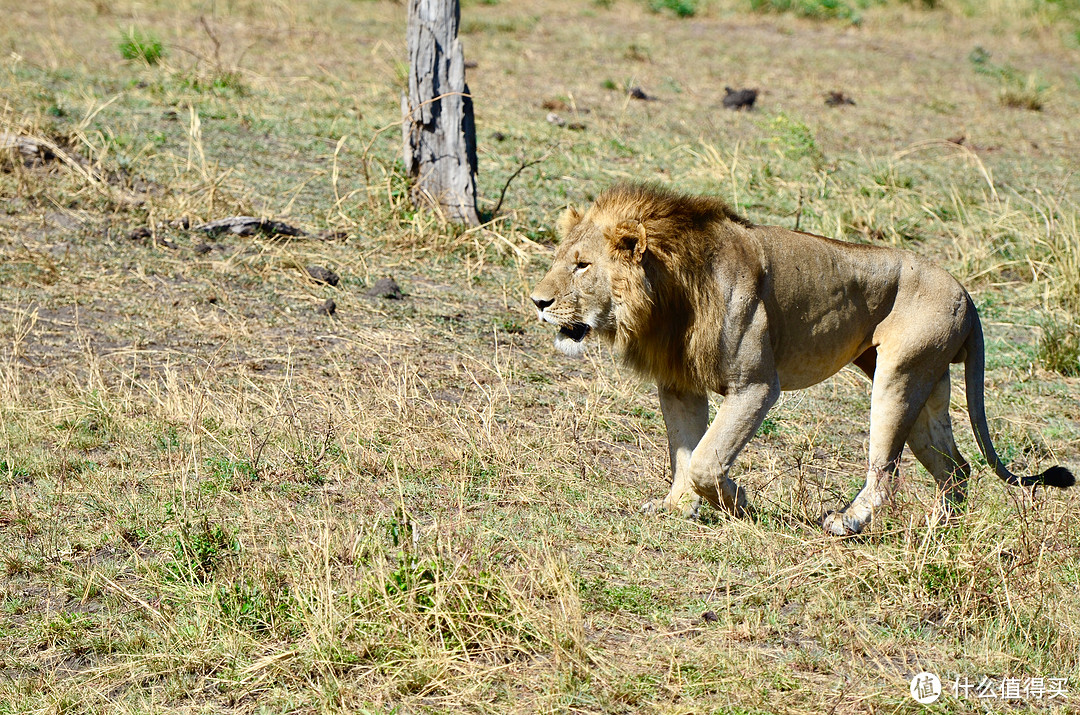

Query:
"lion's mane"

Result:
[[592, 183, 755, 395]]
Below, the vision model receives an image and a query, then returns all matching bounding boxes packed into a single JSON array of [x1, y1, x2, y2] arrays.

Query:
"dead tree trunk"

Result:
[[401, 0, 480, 226]]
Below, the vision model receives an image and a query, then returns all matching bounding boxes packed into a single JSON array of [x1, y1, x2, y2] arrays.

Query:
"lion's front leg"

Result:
[[642, 387, 709, 517], [687, 381, 779, 517]]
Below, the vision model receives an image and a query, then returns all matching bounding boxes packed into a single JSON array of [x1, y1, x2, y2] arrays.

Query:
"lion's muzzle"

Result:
[[532, 296, 553, 312], [531, 294, 591, 344]]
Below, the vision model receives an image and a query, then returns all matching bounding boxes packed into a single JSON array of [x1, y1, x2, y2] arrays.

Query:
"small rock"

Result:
[[546, 112, 567, 127], [722, 87, 757, 110], [306, 265, 340, 286], [702, 610, 719, 623], [627, 86, 655, 101], [366, 276, 403, 300], [824, 90, 855, 107], [317, 298, 336, 316]]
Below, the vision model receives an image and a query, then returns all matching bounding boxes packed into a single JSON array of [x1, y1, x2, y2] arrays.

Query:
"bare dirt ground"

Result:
[[1, 0, 1079, 712]]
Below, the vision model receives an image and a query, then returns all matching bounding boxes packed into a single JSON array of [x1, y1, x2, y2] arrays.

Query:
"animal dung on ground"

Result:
[[627, 86, 655, 101], [545, 112, 586, 131], [127, 226, 175, 249], [196, 216, 305, 237], [366, 276, 404, 300], [305, 265, 340, 287], [546, 112, 567, 127], [825, 90, 856, 107], [722, 87, 757, 110], [317, 298, 337, 316]]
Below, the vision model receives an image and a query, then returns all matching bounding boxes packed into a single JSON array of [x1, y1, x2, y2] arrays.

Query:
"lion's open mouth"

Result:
[[559, 322, 590, 342]]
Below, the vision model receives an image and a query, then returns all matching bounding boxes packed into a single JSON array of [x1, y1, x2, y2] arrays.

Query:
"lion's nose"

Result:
[[532, 296, 553, 312]]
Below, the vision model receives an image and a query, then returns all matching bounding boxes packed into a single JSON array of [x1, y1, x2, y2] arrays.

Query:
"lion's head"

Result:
[[529, 201, 651, 358], [531, 183, 754, 390]]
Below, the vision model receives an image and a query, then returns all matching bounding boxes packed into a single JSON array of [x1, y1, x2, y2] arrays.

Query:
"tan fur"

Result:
[[531, 183, 1073, 533]]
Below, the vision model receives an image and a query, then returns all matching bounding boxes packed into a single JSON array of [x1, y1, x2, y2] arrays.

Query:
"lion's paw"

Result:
[[641, 498, 701, 520], [822, 511, 862, 536], [640, 499, 664, 515]]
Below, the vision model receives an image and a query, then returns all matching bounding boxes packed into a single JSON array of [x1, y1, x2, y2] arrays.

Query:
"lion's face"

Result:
[[531, 208, 642, 357]]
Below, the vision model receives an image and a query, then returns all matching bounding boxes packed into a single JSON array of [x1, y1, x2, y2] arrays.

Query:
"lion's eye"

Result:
[[575, 261, 591, 272]]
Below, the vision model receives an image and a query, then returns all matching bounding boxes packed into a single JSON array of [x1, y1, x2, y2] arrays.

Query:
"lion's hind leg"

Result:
[[823, 363, 941, 536], [906, 373, 970, 523]]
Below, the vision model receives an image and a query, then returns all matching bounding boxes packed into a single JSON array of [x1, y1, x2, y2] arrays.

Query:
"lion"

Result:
[[530, 182, 1074, 534]]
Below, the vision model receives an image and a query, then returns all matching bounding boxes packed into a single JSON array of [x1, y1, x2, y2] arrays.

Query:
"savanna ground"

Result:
[[2, 0, 1080, 712]]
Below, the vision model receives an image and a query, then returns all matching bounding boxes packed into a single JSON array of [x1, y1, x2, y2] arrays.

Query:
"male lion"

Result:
[[530, 183, 1074, 534]]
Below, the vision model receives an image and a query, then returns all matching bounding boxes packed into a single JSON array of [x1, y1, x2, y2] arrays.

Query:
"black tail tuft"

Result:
[[1037, 466, 1075, 489]]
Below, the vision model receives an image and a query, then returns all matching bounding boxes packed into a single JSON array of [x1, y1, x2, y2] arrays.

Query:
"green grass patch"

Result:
[[118, 27, 165, 65], [648, 0, 699, 17], [749, 0, 878, 22], [1039, 315, 1080, 376]]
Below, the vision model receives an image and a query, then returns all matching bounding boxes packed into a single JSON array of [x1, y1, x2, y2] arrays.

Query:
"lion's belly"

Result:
[[773, 333, 870, 390], [759, 233, 899, 390], [775, 347, 865, 390], [769, 282, 880, 391]]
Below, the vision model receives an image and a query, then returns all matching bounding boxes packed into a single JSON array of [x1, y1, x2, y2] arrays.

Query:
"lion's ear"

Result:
[[606, 220, 647, 263], [556, 207, 583, 237]]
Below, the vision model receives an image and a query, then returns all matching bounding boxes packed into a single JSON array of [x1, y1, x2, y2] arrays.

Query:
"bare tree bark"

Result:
[[401, 0, 480, 226]]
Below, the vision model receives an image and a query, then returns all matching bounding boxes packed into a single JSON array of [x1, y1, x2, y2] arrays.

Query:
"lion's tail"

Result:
[[963, 302, 1075, 490]]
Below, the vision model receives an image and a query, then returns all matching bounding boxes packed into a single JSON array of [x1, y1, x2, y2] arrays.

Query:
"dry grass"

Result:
[[1, 0, 1079, 712]]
